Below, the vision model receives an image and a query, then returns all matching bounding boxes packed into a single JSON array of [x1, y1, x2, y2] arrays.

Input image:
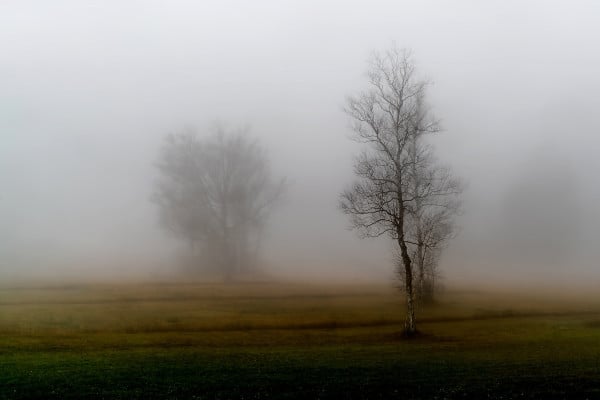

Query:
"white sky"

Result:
[[2, 1, 600, 285]]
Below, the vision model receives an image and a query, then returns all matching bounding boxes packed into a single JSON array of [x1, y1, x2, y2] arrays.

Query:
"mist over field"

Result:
[[2, 1, 600, 287]]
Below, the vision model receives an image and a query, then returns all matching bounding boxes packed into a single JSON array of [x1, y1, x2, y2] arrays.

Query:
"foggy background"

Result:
[[2, 1, 600, 286]]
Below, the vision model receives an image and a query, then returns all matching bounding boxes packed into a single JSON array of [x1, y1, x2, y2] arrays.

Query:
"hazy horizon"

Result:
[[2, 1, 600, 288]]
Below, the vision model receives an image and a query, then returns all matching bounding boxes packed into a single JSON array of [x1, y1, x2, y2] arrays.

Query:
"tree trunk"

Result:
[[416, 241, 425, 303], [398, 237, 417, 335]]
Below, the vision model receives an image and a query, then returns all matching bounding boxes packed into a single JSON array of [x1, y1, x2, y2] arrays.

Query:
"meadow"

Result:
[[1, 280, 600, 399]]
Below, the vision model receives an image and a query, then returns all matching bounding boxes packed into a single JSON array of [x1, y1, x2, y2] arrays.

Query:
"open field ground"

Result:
[[2, 281, 600, 398]]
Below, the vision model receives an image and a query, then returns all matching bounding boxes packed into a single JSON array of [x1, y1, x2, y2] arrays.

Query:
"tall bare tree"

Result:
[[153, 126, 285, 280], [340, 46, 458, 335]]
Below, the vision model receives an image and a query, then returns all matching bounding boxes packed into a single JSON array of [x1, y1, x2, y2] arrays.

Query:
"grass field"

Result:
[[2, 280, 600, 399]]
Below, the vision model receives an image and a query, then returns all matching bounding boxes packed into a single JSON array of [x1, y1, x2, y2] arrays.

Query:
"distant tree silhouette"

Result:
[[153, 127, 285, 280]]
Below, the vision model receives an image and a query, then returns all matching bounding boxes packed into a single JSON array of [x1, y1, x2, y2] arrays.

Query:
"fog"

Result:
[[2, 1, 600, 287]]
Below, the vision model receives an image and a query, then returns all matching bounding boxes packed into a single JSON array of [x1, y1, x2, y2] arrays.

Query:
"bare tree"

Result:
[[153, 126, 285, 280], [340, 46, 454, 335]]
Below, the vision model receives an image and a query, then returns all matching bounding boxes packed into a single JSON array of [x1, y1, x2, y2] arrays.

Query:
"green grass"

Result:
[[2, 281, 600, 398]]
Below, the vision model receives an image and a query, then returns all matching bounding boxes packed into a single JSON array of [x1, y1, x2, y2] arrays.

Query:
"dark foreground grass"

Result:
[[2, 281, 600, 399]]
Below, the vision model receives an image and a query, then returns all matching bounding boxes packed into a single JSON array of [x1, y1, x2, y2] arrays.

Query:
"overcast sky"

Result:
[[2, 1, 600, 285]]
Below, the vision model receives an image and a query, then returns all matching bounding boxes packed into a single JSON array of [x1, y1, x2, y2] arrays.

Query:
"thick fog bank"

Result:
[[2, 1, 600, 287]]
